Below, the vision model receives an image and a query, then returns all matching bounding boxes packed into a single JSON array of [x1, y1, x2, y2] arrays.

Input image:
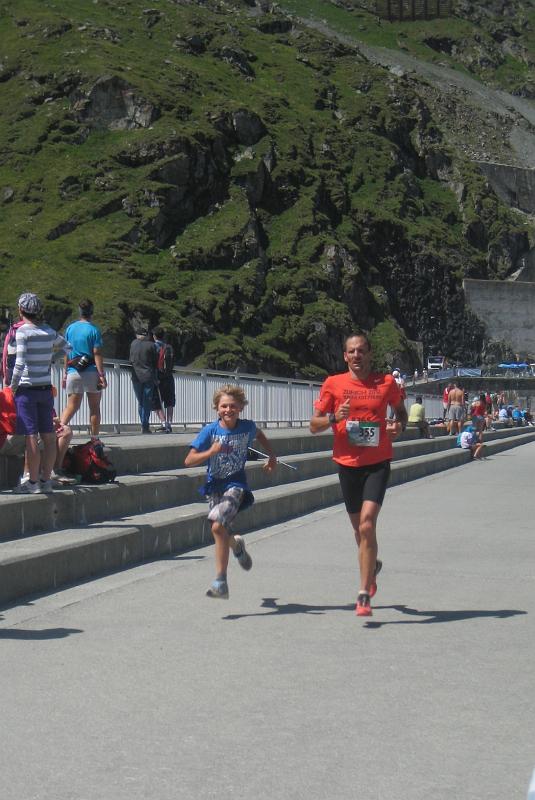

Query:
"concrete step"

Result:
[[1, 429, 534, 606], [0, 425, 529, 543]]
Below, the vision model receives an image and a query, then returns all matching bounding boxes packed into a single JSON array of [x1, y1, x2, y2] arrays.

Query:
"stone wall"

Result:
[[463, 278, 535, 355], [477, 162, 535, 215]]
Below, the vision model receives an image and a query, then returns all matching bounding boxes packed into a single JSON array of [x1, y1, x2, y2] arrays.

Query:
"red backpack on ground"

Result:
[[63, 441, 117, 484]]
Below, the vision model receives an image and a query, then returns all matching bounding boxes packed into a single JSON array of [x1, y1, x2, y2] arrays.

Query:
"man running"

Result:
[[310, 332, 407, 618]]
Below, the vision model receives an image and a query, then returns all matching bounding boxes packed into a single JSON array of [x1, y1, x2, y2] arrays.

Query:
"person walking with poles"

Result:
[[310, 332, 407, 618]]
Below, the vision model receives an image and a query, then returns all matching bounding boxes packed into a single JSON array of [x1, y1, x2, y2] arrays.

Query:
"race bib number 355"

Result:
[[346, 420, 380, 447]]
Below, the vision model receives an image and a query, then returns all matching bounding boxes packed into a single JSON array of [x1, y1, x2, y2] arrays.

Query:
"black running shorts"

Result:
[[337, 460, 391, 514]]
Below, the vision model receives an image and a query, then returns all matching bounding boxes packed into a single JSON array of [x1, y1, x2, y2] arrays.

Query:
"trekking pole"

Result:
[[248, 446, 298, 471]]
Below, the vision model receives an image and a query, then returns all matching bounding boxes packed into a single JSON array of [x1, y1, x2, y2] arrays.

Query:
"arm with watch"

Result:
[[94, 348, 107, 390], [310, 398, 351, 434]]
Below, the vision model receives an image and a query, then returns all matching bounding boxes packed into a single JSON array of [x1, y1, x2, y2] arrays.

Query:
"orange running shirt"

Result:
[[314, 371, 403, 467]]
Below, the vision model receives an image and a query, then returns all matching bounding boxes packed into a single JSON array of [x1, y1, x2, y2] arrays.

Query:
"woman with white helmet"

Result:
[[10, 292, 69, 494]]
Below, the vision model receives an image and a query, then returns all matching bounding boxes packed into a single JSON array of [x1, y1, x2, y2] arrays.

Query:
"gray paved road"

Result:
[[1, 444, 535, 800]]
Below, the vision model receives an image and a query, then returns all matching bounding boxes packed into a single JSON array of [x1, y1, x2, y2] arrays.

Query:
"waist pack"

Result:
[[63, 440, 117, 484], [67, 354, 94, 372]]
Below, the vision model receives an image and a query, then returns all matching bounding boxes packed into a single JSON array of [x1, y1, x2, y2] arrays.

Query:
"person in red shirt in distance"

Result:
[[310, 332, 408, 618]]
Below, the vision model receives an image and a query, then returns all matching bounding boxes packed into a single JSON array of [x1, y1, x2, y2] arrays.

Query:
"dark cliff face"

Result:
[[0, 0, 533, 377]]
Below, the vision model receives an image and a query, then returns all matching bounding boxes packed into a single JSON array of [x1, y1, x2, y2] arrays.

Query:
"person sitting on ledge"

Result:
[[407, 396, 432, 439], [457, 424, 485, 460]]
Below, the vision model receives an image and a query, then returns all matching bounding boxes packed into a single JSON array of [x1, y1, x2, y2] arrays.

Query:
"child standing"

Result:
[[185, 384, 277, 599]]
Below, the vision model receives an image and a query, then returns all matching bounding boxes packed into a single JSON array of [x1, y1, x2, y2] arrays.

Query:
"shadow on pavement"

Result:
[[364, 604, 527, 629], [224, 600, 527, 624], [224, 597, 354, 620], [0, 626, 83, 640]]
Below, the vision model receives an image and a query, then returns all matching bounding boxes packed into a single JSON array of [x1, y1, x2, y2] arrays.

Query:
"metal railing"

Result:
[[49, 360, 323, 432]]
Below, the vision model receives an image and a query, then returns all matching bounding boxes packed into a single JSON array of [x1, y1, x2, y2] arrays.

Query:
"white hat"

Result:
[[18, 292, 43, 315]]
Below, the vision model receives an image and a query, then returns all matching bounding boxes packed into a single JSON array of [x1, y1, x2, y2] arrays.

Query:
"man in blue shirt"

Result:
[[60, 299, 107, 439]]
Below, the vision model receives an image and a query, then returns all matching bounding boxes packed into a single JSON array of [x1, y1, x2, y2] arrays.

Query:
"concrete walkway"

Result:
[[1, 444, 534, 800]]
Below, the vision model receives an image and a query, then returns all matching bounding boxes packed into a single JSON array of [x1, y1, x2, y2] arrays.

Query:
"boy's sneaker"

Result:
[[206, 580, 229, 599], [233, 535, 253, 571], [369, 559, 383, 599], [13, 480, 41, 495], [356, 592, 372, 617], [40, 479, 54, 494]]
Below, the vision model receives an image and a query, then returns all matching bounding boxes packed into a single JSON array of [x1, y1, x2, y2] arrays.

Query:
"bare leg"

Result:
[[349, 501, 382, 593], [25, 434, 41, 482], [211, 521, 231, 577], [40, 432, 57, 481], [60, 393, 82, 426], [55, 426, 73, 470], [87, 392, 102, 437]]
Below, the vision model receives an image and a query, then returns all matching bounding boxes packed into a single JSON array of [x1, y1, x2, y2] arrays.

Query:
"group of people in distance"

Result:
[[0, 292, 176, 494]]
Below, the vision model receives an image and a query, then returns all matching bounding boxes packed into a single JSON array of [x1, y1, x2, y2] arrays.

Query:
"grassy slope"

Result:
[[0, 0, 533, 375]]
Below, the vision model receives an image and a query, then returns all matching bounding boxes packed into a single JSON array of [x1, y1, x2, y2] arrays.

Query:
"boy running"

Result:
[[184, 384, 277, 599]]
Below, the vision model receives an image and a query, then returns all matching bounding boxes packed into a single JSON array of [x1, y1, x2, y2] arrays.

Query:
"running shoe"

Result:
[[40, 479, 54, 494], [233, 535, 253, 571], [369, 558, 383, 599], [206, 580, 229, 599], [355, 591, 372, 617], [13, 480, 41, 495]]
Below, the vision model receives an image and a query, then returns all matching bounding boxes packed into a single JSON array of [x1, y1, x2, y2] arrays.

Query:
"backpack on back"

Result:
[[63, 441, 117, 484], [157, 343, 174, 376]]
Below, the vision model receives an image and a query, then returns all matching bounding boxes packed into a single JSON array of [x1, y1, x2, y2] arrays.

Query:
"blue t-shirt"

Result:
[[190, 418, 257, 491], [65, 320, 103, 374]]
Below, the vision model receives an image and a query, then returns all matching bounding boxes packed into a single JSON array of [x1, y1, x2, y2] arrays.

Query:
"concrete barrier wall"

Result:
[[463, 279, 535, 355]]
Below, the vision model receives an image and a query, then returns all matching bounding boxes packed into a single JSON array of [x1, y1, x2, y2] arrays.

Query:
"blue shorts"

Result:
[[14, 386, 55, 436]]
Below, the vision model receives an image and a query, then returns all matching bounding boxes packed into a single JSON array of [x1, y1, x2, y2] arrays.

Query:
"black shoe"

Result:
[[141, 427, 152, 434]]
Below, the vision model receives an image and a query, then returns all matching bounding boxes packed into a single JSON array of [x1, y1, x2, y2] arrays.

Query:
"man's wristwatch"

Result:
[[328, 412, 336, 425]]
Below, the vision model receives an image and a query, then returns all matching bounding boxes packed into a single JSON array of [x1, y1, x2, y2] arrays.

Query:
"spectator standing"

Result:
[[442, 383, 453, 421], [392, 370, 406, 409], [129, 328, 157, 433], [60, 299, 107, 440], [407, 396, 433, 438], [470, 394, 487, 442], [447, 382, 465, 437], [10, 292, 69, 494], [152, 327, 175, 434], [1, 317, 25, 388]]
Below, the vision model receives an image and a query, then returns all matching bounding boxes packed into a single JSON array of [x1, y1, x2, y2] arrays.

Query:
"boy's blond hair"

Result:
[[212, 384, 248, 411]]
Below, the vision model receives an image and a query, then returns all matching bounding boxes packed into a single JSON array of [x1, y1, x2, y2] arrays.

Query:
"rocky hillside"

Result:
[[0, 0, 534, 377]]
